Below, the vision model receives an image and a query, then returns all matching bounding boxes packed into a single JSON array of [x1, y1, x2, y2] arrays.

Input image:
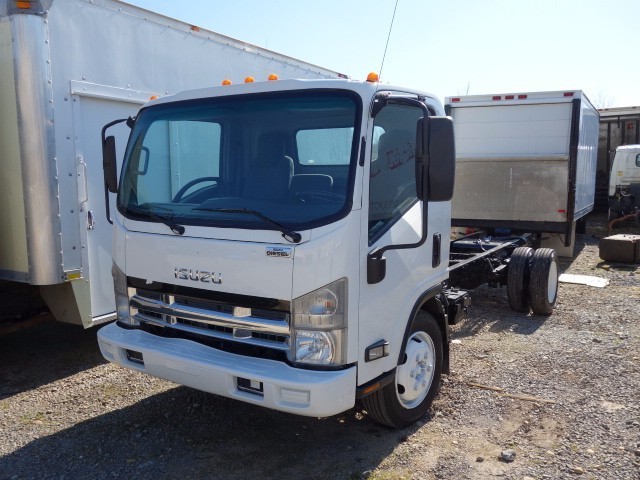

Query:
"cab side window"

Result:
[[368, 104, 422, 242]]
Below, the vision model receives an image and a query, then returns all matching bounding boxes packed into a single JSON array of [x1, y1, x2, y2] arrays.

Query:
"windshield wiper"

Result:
[[138, 206, 185, 235], [194, 207, 301, 243]]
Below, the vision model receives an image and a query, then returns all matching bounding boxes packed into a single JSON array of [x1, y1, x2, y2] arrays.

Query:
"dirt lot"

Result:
[[0, 214, 638, 480]]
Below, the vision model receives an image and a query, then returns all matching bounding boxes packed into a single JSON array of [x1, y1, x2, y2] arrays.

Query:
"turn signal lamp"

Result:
[[149, 95, 158, 101], [365, 340, 390, 362], [244, 76, 255, 83], [366, 72, 379, 83], [16, 1, 31, 8], [222, 79, 232, 86], [268, 73, 279, 81]]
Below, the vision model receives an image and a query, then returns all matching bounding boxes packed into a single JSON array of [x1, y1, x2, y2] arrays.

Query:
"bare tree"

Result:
[[593, 91, 615, 109]]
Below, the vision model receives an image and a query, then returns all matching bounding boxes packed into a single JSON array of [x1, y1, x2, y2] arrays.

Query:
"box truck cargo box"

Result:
[[0, 0, 343, 327], [445, 91, 599, 252]]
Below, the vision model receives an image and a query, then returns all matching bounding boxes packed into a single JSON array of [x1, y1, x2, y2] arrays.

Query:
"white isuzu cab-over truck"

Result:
[[97, 77, 558, 427]]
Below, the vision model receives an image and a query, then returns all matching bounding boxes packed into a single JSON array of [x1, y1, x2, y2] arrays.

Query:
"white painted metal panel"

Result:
[[123, 231, 295, 301], [74, 94, 140, 324], [453, 103, 572, 158], [357, 200, 451, 385], [574, 98, 599, 217]]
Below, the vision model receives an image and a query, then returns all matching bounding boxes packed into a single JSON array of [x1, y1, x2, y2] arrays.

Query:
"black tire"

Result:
[[528, 248, 558, 315], [507, 247, 534, 313], [363, 311, 443, 428]]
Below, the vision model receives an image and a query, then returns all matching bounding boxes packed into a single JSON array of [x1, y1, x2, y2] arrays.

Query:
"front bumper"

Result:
[[97, 322, 357, 417]]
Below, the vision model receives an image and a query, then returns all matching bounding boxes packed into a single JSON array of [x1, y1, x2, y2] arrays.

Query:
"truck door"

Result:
[[357, 102, 443, 383], [73, 94, 142, 326]]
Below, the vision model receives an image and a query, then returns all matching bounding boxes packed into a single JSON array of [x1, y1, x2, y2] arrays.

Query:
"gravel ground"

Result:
[[0, 214, 638, 480]]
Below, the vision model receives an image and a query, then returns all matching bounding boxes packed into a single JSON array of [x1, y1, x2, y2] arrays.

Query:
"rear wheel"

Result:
[[528, 248, 558, 315], [507, 247, 534, 313], [363, 311, 443, 428]]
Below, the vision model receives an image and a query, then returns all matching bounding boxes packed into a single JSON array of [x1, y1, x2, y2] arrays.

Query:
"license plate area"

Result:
[[237, 377, 264, 396]]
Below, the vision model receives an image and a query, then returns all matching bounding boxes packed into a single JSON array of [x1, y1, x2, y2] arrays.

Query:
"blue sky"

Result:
[[125, 0, 639, 108]]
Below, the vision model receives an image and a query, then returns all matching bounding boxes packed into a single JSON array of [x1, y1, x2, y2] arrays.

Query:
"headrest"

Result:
[[377, 130, 415, 160], [256, 132, 286, 165]]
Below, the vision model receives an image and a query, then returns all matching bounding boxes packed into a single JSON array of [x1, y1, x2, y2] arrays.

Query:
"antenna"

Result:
[[379, 0, 399, 82]]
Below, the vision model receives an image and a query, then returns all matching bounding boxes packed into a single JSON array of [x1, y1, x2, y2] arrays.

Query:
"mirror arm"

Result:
[[367, 200, 429, 284]]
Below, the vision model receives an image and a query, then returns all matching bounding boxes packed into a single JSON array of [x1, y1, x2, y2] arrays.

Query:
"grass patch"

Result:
[[19, 411, 46, 425], [367, 470, 414, 480]]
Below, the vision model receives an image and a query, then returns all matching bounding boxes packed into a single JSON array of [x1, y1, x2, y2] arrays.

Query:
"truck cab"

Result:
[[97, 78, 456, 428], [608, 144, 640, 220]]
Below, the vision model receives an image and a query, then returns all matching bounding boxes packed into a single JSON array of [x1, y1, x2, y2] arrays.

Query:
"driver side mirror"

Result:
[[102, 135, 118, 194], [416, 116, 455, 202]]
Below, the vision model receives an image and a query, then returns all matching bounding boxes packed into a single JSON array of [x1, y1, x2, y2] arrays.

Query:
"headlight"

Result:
[[291, 278, 347, 367], [112, 262, 138, 325]]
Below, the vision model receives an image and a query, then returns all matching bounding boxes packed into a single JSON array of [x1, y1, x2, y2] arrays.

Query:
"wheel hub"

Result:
[[396, 331, 435, 409]]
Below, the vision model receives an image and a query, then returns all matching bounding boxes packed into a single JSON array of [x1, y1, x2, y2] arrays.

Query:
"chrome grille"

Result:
[[131, 290, 290, 351]]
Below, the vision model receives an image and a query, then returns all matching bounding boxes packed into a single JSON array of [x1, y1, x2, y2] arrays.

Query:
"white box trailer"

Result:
[[0, 0, 342, 327], [444, 91, 599, 253]]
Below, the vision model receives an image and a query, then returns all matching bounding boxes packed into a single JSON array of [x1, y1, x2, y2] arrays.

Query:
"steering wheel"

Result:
[[172, 177, 218, 203]]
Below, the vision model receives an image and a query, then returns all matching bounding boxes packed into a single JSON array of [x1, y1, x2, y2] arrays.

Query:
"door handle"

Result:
[[87, 210, 95, 230], [432, 233, 441, 268]]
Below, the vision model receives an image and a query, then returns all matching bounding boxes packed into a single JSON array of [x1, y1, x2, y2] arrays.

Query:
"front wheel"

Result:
[[363, 311, 443, 428]]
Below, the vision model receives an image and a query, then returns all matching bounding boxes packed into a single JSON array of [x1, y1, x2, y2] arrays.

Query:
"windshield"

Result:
[[117, 90, 361, 233]]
